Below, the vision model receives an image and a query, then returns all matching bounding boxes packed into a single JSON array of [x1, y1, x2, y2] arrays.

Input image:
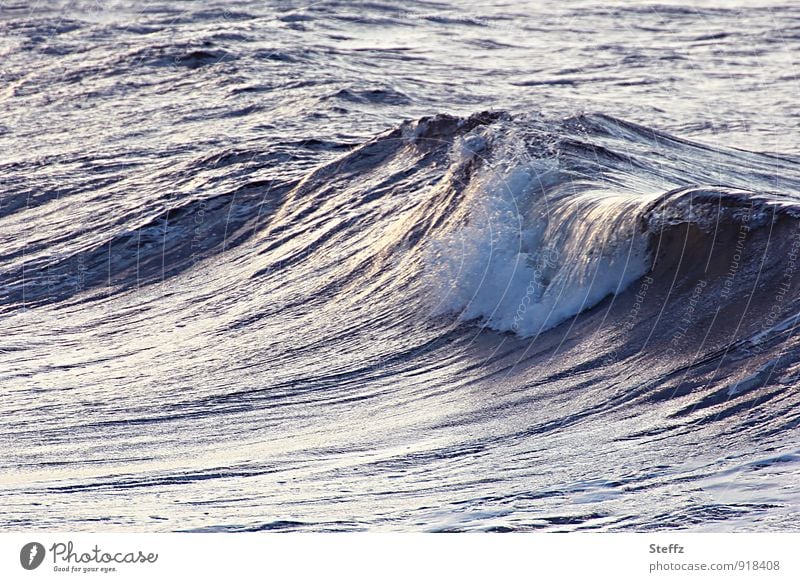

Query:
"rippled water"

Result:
[[1, 1, 799, 532]]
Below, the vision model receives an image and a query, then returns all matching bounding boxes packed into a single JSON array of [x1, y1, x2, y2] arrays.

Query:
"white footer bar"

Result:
[[1, 533, 797, 581]]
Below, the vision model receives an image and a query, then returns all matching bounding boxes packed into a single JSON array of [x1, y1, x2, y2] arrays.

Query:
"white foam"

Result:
[[426, 142, 651, 337]]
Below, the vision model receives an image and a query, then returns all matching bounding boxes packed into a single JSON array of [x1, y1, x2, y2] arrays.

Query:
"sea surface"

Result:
[[1, 0, 799, 531]]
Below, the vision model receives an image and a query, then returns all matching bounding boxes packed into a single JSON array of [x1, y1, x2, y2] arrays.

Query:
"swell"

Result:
[[3, 110, 800, 534], [0, 149, 302, 311], [4, 110, 800, 350]]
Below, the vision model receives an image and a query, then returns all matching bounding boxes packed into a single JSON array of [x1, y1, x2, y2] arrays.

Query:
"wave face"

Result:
[[2, 0, 800, 532]]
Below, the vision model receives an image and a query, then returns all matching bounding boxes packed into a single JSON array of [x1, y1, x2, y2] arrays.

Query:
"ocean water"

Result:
[[1, 0, 799, 532]]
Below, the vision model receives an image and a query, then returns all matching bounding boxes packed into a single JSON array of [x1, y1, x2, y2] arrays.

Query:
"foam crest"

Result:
[[426, 137, 652, 337]]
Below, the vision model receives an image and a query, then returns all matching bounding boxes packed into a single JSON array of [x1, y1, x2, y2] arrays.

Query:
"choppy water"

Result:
[[1, 0, 799, 531]]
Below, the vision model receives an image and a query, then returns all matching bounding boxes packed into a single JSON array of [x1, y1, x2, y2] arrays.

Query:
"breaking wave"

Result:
[[4, 110, 800, 532]]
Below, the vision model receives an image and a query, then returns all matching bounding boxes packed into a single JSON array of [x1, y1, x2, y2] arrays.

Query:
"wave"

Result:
[[4, 110, 800, 532], [5, 111, 800, 345], [249, 110, 800, 345]]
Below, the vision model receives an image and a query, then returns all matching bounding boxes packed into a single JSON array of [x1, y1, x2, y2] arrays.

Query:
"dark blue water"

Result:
[[1, 0, 799, 531]]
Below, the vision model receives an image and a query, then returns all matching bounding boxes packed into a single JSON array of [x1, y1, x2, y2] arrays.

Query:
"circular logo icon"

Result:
[[20, 542, 46, 570]]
